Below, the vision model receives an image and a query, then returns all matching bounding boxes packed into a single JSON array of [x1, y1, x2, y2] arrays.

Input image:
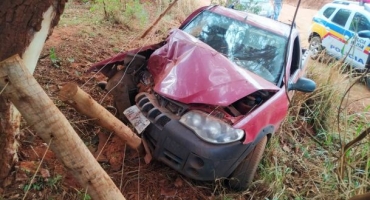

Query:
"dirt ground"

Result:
[[279, 4, 318, 47], [1, 1, 369, 200]]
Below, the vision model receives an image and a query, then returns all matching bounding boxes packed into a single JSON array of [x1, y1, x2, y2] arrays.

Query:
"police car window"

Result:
[[349, 13, 370, 33], [332, 9, 351, 27], [323, 7, 336, 18]]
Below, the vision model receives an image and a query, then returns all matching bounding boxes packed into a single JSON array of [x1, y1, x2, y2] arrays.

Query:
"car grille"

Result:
[[136, 92, 188, 129]]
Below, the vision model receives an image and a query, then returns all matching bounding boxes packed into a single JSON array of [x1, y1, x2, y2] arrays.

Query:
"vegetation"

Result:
[[1, 0, 369, 199], [257, 57, 369, 199]]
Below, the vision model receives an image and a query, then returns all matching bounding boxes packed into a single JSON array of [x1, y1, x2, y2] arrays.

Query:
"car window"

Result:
[[331, 9, 351, 27], [323, 7, 336, 18], [349, 12, 370, 33], [182, 11, 287, 85]]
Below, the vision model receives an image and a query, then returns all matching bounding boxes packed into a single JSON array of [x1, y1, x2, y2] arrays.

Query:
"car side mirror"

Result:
[[358, 30, 370, 38], [288, 77, 316, 92]]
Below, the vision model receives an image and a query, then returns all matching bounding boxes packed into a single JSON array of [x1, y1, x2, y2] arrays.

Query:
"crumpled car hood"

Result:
[[148, 29, 279, 106]]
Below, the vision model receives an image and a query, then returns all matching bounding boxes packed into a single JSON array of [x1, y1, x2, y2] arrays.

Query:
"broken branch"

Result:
[[0, 55, 125, 200], [140, 0, 179, 38]]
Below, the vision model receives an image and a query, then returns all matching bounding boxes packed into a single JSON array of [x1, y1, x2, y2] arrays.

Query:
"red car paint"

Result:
[[90, 7, 302, 145], [147, 29, 279, 106], [235, 89, 289, 143], [90, 5, 314, 183]]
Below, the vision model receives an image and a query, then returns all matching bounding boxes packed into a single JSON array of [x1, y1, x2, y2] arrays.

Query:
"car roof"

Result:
[[180, 5, 297, 38], [324, 1, 369, 12]]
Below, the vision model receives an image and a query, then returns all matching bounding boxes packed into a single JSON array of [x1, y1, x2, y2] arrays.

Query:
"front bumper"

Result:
[[136, 93, 254, 181]]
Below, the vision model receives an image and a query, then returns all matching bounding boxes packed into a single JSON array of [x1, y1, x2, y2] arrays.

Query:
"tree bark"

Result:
[[0, 100, 21, 182], [0, 0, 67, 183], [59, 82, 143, 151], [0, 0, 67, 62], [0, 55, 125, 200]]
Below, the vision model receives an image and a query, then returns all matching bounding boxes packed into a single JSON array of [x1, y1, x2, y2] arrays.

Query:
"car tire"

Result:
[[309, 36, 322, 60], [226, 136, 267, 191], [365, 76, 370, 90]]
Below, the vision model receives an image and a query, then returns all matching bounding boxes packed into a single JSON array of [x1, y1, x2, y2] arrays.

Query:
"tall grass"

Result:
[[149, 0, 204, 37], [87, 0, 203, 33], [256, 57, 370, 199], [89, 0, 149, 29]]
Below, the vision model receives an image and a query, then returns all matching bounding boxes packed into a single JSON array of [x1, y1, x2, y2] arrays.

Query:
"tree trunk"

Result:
[[0, 0, 66, 62], [0, 55, 125, 199], [0, 99, 21, 182], [0, 0, 66, 182]]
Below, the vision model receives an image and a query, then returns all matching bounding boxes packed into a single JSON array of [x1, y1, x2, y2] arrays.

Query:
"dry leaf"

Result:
[[40, 168, 50, 178], [283, 144, 291, 152], [160, 187, 177, 197], [174, 177, 183, 188]]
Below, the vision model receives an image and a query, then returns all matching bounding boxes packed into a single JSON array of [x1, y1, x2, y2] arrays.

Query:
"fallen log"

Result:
[[59, 82, 143, 151], [0, 55, 125, 200], [349, 192, 370, 200]]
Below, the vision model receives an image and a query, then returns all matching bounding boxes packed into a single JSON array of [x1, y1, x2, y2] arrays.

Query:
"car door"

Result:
[[342, 12, 370, 69], [323, 8, 352, 59], [287, 37, 304, 98], [312, 6, 336, 49]]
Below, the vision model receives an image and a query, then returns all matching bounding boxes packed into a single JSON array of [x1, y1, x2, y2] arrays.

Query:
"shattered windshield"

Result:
[[182, 11, 287, 85]]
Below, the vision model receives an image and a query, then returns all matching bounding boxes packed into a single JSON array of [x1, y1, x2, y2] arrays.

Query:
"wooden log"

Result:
[[349, 192, 370, 200], [0, 55, 125, 200], [59, 82, 142, 151]]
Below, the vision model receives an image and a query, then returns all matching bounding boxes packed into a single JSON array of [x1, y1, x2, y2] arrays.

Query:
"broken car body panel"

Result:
[[148, 29, 279, 106]]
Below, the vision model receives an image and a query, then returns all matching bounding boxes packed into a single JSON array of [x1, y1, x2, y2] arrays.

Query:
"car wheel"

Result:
[[227, 136, 267, 191], [365, 76, 370, 90], [309, 36, 322, 60]]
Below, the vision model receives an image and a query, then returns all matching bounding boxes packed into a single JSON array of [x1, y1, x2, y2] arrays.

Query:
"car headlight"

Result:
[[179, 111, 244, 144]]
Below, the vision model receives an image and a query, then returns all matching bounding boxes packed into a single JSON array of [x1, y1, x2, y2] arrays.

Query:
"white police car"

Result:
[[308, 0, 370, 78]]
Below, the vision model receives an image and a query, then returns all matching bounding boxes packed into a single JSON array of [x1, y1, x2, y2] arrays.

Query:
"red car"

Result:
[[90, 5, 316, 190]]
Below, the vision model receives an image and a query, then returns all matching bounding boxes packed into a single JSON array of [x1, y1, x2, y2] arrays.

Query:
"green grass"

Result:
[[23, 174, 63, 192], [255, 59, 370, 199]]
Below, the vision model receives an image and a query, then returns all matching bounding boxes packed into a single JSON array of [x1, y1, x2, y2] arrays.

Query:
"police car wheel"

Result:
[[309, 36, 322, 60], [226, 136, 267, 191]]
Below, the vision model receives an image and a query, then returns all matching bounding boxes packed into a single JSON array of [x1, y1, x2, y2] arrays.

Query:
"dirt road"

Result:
[[279, 4, 317, 47]]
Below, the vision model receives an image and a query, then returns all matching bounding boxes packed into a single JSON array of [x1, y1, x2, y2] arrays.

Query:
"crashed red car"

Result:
[[90, 6, 316, 190]]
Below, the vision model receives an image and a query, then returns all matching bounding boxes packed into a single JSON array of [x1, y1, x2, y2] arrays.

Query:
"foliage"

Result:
[[223, 0, 262, 15], [49, 47, 60, 68], [121, 0, 148, 27], [90, 0, 148, 28], [77, 190, 92, 200], [23, 175, 63, 192], [257, 58, 370, 199]]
